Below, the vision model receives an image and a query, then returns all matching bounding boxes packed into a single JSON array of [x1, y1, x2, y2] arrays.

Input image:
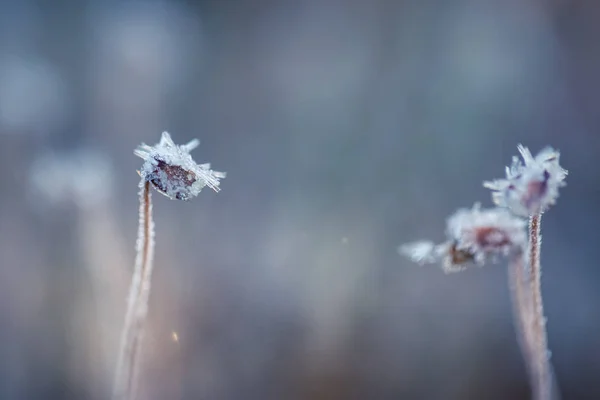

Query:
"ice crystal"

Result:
[[134, 132, 225, 200], [399, 241, 449, 266], [400, 204, 527, 273], [483, 145, 567, 217]]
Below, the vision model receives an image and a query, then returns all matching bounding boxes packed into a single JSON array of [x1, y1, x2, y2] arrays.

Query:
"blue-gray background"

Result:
[[0, 1, 598, 399]]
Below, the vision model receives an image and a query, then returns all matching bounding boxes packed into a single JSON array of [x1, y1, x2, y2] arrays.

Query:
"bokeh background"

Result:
[[1, 1, 599, 399]]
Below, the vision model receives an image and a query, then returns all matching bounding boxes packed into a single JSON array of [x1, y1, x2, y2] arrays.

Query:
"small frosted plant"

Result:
[[485, 145, 566, 400], [401, 145, 566, 400], [401, 203, 527, 272], [113, 132, 225, 400], [134, 131, 225, 199], [483, 145, 567, 217]]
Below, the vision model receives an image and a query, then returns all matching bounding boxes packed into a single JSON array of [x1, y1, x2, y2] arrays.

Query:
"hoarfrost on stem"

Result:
[[400, 204, 527, 273], [483, 145, 567, 217], [134, 131, 226, 200]]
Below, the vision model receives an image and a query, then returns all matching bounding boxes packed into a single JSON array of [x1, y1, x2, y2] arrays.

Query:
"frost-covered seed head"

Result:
[[446, 203, 527, 265], [399, 204, 527, 273], [134, 132, 226, 200], [483, 145, 567, 216]]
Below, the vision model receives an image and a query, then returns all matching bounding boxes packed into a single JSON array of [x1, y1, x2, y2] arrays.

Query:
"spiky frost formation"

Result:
[[483, 145, 567, 217], [400, 204, 527, 273], [134, 132, 226, 200]]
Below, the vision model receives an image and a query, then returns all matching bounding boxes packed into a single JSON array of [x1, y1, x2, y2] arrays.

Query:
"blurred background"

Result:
[[0, 0, 599, 399]]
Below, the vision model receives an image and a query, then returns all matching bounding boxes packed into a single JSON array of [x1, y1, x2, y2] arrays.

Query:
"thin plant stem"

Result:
[[508, 250, 535, 382], [528, 213, 551, 400], [113, 179, 155, 400]]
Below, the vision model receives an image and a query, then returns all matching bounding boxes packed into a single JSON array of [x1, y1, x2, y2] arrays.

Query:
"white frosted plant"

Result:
[[134, 131, 226, 200], [400, 204, 527, 273], [484, 145, 567, 217], [113, 132, 225, 400], [484, 145, 566, 400], [400, 144, 567, 400]]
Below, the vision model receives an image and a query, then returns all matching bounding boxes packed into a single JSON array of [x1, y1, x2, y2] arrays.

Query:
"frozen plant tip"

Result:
[[114, 132, 225, 400], [400, 204, 527, 273], [401, 144, 566, 400], [134, 131, 226, 200], [485, 144, 566, 400], [483, 145, 567, 217]]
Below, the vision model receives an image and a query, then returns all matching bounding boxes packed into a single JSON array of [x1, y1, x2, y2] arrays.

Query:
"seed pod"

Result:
[[134, 132, 226, 200]]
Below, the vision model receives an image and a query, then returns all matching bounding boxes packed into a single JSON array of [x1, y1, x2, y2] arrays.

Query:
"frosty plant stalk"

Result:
[[485, 145, 567, 400], [112, 132, 225, 400], [400, 145, 567, 400]]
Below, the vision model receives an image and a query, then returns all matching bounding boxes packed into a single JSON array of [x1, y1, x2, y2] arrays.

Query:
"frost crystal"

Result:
[[134, 132, 226, 200], [399, 241, 448, 265], [400, 204, 527, 273], [483, 145, 567, 217]]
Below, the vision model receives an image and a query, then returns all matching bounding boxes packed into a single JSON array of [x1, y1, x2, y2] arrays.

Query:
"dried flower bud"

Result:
[[400, 204, 526, 273], [134, 132, 226, 200], [483, 145, 567, 217], [447, 203, 527, 264]]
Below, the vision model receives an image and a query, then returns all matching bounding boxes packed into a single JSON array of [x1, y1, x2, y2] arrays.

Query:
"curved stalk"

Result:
[[113, 180, 155, 400]]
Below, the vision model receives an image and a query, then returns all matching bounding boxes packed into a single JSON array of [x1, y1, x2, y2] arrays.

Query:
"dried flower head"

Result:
[[134, 132, 226, 200], [483, 145, 567, 217], [400, 204, 526, 273]]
